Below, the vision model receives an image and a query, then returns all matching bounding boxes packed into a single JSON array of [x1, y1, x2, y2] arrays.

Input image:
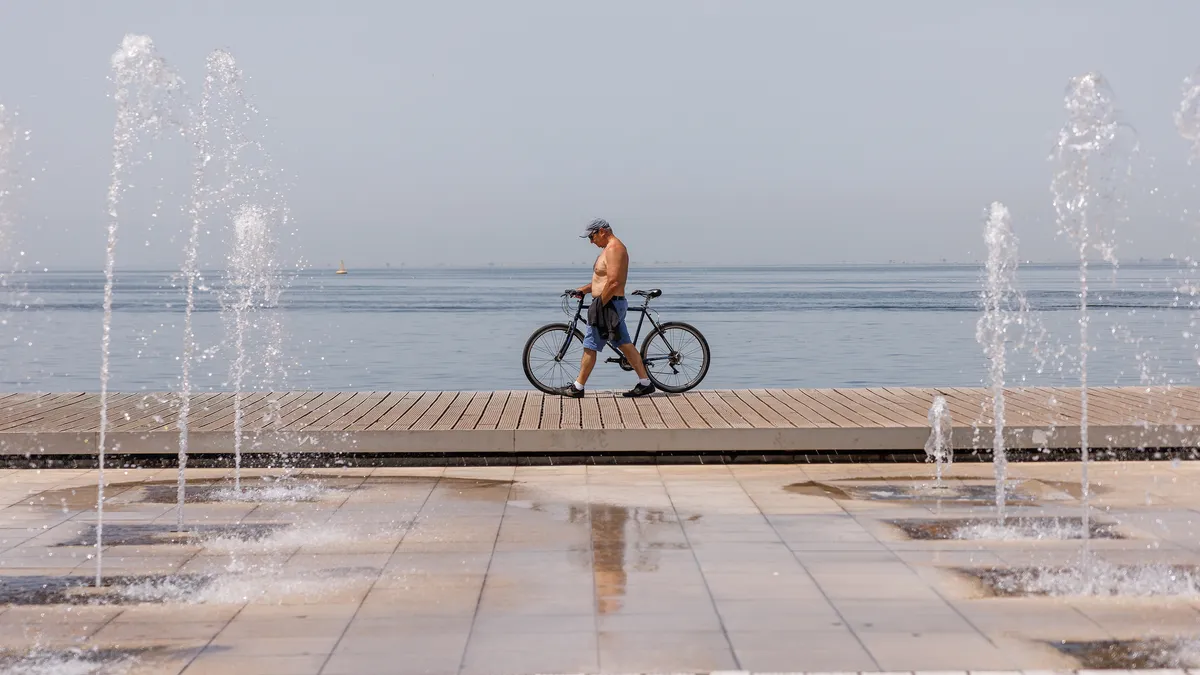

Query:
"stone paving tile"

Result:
[[0, 463, 1199, 673]]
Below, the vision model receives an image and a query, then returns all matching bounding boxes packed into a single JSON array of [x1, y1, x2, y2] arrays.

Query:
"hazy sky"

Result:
[[5, 1, 1200, 269]]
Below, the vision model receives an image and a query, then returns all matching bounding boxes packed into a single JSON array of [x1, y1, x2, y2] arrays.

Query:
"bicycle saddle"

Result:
[[632, 289, 662, 298]]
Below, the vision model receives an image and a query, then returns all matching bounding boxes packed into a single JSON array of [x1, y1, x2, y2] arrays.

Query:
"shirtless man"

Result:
[[557, 219, 656, 398]]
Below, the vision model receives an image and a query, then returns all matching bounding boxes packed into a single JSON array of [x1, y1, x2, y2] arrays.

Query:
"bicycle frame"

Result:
[[556, 295, 678, 366]]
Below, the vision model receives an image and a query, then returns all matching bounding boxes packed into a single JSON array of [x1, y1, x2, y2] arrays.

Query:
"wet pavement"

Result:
[[0, 462, 1199, 674]]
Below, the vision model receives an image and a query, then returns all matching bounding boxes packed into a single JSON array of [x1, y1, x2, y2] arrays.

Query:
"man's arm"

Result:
[[599, 247, 627, 305], [576, 283, 592, 295]]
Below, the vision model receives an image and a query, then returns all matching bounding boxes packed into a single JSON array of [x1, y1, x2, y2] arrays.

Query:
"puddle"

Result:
[[0, 648, 145, 675], [0, 565, 377, 606], [55, 523, 288, 547], [783, 476, 1102, 505], [890, 517, 1123, 541], [29, 474, 512, 510], [0, 574, 211, 605], [1055, 638, 1200, 668], [961, 562, 1200, 597]]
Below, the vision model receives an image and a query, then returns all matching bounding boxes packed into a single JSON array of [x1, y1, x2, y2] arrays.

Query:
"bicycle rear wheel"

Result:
[[640, 321, 710, 393], [523, 323, 586, 394]]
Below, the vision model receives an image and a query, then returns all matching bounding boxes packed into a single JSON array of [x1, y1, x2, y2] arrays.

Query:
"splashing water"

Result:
[[0, 104, 18, 259], [976, 202, 1029, 517], [924, 396, 953, 487], [206, 478, 336, 504], [0, 649, 136, 675], [98, 34, 185, 584], [224, 204, 286, 488], [954, 518, 1087, 541], [198, 521, 393, 555], [1176, 67, 1200, 162], [1051, 72, 1134, 588], [115, 563, 360, 605], [989, 560, 1200, 597]]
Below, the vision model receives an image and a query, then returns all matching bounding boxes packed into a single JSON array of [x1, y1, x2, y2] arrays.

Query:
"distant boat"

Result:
[[335, 260, 347, 275]]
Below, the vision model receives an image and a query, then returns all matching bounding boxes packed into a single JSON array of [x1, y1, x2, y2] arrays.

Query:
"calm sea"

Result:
[[2, 263, 1196, 393]]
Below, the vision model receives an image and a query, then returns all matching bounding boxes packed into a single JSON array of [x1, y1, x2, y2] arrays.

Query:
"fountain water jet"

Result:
[[197, 50, 290, 488], [976, 202, 1028, 517], [98, 34, 185, 584], [1051, 72, 1133, 587], [225, 204, 285, 489], [924, 396, 953, 488], [1175, 67, 1200, 162], [0, 105, 17, 257]]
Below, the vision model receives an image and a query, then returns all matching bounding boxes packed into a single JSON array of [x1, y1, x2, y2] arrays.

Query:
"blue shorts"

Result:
[[582, 297, 633, 352]]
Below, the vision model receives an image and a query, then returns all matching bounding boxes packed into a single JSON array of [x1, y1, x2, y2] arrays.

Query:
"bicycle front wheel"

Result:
[[640, 321, 710, 393], [523, 323, 586, 394]]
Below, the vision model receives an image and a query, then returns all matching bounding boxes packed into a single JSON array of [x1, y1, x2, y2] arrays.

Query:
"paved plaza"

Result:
[[0, 461, 1198, 674]]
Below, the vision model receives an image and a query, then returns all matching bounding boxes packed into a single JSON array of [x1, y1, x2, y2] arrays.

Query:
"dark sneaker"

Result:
[[555, 385, 584, 398], [622, 382, 656, 398]]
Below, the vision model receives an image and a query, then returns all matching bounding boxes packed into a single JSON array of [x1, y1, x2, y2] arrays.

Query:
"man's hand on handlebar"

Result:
[[564, 289, 584, 299]]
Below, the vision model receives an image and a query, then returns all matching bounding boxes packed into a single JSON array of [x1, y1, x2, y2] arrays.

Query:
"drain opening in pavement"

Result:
[[959, 562, 1200, 597], [1055, 638, 1200, 668], [889, 516, 1124, 540]]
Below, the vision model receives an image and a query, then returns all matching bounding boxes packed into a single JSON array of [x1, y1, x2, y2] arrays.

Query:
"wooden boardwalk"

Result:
[[0, 386, 1198, 456]]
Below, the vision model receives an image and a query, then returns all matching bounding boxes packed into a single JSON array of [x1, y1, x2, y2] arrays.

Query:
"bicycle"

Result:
[[522, 288, 711, 394]]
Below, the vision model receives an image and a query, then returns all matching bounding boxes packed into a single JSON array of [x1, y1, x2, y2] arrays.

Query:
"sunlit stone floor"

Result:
[[0, 461, 1198, 674]]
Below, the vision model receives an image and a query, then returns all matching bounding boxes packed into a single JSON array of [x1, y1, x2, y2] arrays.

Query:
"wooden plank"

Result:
[[277, 391, 339, 427], [681, 392, 730, 429], [323, 392, 388, 431], [650, 396, 689, 429], [453, 392, 492, 431], [581, 397, 603, 430], [665, 394, 707, 429], [294, 392, 362, 430], [170, 393, 242, 431], [596, 395, 620, 429], [189, 392, 273, 432], [0, 393, 89, 431], [110, 393, 186, 432], [731, 390, 795, 428], [838, 388, 923, 427], [30, 393, 114, 432], [410, 391, 460, 431], [633, 396, 665, 429], [475, 391, 510, 430], [923, 388, 989, 427], [383, 392, 441, 431], [246, 392, 310, 431], [541, 394, 563, 430], [0, 391, 90, 427], [613, 395, 643, 429], [517, 393, 543, 430], [816, 389, 891, 428], [560, 394, 582, 429], [865, 388, 938, 426], [712, 390, 769, 428], [759, 389, 833, 428], [778, 389, 853, 428], [0, 392, 83, 424], [699, 391, 751, 429], [497, 391, 526, 431], [351, 392, 413, 431], [432, 392, 474, 431]]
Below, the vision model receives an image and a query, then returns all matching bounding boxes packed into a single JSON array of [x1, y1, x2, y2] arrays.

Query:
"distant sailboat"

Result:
[[335, 260, 347, 275]]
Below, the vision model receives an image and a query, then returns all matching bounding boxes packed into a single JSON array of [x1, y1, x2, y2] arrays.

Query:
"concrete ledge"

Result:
[[1, 422, 1195, 456]]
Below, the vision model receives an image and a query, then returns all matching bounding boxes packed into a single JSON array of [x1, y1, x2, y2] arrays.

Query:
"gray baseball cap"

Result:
[[581, 218, 611, 238]]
